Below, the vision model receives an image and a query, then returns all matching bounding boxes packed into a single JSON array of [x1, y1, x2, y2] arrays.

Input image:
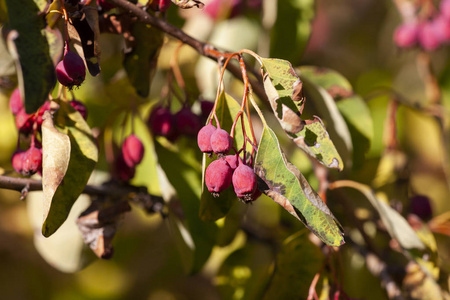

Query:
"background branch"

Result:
[[105, 0, 268, 102]]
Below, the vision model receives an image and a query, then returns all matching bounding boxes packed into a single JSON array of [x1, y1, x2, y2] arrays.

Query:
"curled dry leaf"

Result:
[[76, 200, 131, 259], [42, 111, 71, 222], [172, 0, 205, 9]]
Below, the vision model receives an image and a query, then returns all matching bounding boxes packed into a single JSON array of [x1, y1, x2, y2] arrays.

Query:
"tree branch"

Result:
[[104, 0, 268, 102]]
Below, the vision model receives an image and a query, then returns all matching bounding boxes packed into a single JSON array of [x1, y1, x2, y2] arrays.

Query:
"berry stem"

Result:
[[59, 0, 71, 50], [170, 42, 189, 104]]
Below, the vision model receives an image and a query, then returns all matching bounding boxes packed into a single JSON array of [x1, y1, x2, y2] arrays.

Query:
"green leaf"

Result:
[[199, 92, 252, 222], [255, 126, 344, 246], [269, 0, 315, 65], [263, 230, 325, 300], [261, 58, 343, 170], [5, 0, 56, 113], [298, 66, 373, 169], [124, 21, 164, 98], [332, 181, 424, 250], [155, 139, 218, 273], [42, 101, 98, 237]]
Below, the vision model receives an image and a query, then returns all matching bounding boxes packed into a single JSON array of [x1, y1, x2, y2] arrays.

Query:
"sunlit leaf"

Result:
[[255, 126, 344, 246], [42, 101, 98, 237], [27, 191, 94, 273], [332, 180, 424, 250], [124, 20, 164, 97], [298, 66, 373, 169], [263, 230, 325, 299], [171, 0, 204, 9], [5, 0, 56, 113], [261, 58, 343, 170]]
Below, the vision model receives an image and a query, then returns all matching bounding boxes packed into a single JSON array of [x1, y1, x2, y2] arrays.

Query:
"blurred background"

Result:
[[0, 0, 450, 299]]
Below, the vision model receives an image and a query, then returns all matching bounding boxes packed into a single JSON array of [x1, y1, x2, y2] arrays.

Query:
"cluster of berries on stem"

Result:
[[394, 0, 450, 51]]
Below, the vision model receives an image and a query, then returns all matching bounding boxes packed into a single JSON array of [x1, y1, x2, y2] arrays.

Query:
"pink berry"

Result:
[[197, 123, 217, 153], [232, 163, 257, 202], [122, 134, 145, 167], [21, 147, 43, 176], [70, 99, 88, 120], [148, 106, 175, 138], [175, 107, 202, 137], [393, 22, 419, 48], [440, 0, 450, 19], [11, 150, 26, 174], [210, 128, 232, 156], [205, 159, 233, 197], [56, 50, 86, 88], [418, 21, 441, 51], [224, 154, 238, 170], [432, 15, 450, 42], [205, 0, 243, 20], [35, 101, 51, 130], [9, 88, 23, 115]]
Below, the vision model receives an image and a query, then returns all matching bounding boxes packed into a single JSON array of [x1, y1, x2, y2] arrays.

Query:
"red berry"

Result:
[[197, 123, 217, 153], [35, 101, 51, 129], [232, 163, 257, 202], [9, 88, 23, 115], [205, 0, 243, 20], [11, 150, 26, 174], [175, 107, 201, 137], [113, 154, 136, 182], [393, 22, 419, 48], [418, 21, 441, 51], [210, 128, 232, 156], [205, 159, 233, 197], [21, 147, 43, 176], [148, 106, 175, 138], [441, 0, 450, 19], [432, 15, 450, 42], [159, 0, 172, 12], [70, 99, 88, 120], [224, 154, 238, 170], [56, 50, 86, 88], [122, 134, 145, 167]]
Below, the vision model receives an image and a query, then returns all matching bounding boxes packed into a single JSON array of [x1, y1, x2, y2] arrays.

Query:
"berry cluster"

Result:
[[197, 121, 260, 202], [9, 88, 88, 176], [113, 134, 145, 182], [147, 100, 213, 141], [394, 0, 450, 51]]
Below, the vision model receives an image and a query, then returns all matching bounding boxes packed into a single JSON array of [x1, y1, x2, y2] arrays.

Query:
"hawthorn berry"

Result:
[[175, 107, 201, 137], [197, 123, 217, 154], [122, 134, 145, 167], [15, 109, 34, 134], [148, 106, 175, 138], [159, 0, 172, 12], [21, 147, 43, 176], [9, 88, 23, 115], [70, 99, 88, 120], [393, 22, 419, 48], [232, 163, 257, 202], [11, 150, 26, 174], [205, 159, 233, 197], [56, 50, 86, 89], [441, 0, 450, 19], [418, 21, 441, 51], [210, 128, 232, 156], [224, 154, 238, 170]]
